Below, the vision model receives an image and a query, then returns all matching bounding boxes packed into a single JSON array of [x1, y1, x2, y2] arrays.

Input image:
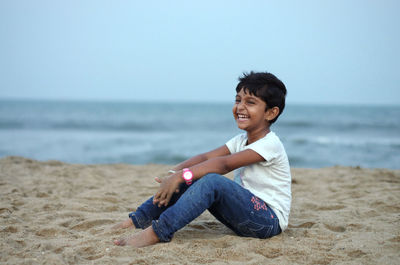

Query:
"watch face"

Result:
[[183, 171, 192, 180]]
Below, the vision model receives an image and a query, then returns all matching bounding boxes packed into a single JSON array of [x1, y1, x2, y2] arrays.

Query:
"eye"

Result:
[[247, 101, 255, 105], [235, 98, 240, 103]]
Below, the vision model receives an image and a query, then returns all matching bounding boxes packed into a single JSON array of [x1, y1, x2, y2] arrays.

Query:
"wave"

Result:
[[286, 136, 400, 148], [334, 121, 400, 131], [278, 119, 400, 131], [0, 121, 25, 129], [52, 121, 159, 132], [0, 120, 156, 131], [278, 121, 315, 128], [0, 119, 235, 132], [4, 116, 398, 132]]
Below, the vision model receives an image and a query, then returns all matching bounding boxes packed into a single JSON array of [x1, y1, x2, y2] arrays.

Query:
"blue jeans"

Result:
[[129, 173, 281, 242]]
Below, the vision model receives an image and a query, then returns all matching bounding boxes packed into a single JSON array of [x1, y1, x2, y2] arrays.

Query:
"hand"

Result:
[[153, 169, 177, 184], [153, 174, 181, 207], [154, 177, 180, 193]]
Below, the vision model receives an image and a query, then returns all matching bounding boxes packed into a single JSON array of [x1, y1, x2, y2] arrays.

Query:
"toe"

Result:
[[114, 239, 124, 246]]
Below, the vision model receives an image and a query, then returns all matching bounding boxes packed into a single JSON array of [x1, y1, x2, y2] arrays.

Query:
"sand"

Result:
[[0, 156, 399, 264]]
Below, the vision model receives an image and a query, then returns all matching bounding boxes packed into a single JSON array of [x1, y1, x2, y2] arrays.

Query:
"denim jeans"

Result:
[[129, 173, 281, 242]]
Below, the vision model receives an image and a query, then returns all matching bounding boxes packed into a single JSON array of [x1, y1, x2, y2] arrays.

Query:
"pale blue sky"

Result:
[[0, 0, 399, 104]]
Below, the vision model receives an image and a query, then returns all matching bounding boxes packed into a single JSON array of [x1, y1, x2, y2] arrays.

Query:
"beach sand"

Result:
[[1, 156, 399, 264]]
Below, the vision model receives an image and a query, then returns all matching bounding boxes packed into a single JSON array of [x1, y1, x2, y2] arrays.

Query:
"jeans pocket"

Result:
[[237, 220, 273, 239]]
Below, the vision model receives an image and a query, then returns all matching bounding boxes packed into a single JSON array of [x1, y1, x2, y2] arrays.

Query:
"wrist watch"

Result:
[[182, 168, 193, 185]]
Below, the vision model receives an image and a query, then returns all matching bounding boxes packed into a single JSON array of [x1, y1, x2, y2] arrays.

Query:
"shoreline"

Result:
[[1, 156, 399, 264]]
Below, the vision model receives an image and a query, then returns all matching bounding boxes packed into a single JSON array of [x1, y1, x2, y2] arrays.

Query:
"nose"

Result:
[[237, 101, 245, 111]]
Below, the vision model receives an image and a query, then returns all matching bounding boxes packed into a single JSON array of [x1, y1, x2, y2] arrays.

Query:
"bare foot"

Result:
[[114, 226, 160, 247], [112, 219, 135, 230]]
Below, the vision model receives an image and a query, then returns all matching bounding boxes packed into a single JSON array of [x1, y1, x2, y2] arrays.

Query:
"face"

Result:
[[232, 88, 269, 132]]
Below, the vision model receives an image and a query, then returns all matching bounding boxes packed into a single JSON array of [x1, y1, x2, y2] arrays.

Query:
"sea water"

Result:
[[0, 100, 399, 169]]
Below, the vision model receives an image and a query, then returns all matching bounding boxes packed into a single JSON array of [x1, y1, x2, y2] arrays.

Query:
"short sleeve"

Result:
[[245, 134, 282, 166], [225, 133, 245, 154]]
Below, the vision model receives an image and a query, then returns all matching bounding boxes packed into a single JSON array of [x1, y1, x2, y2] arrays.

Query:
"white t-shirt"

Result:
[[225, 132, 291, 231]]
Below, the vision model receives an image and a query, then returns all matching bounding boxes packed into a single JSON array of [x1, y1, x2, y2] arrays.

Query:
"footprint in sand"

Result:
[[317, 205, 346, 211], [187, 223, 207, 230], [36, 191, 50, 198], [290, 222, 316, 228], [0, 208, 12, 216], [347, 223, 363, 231], [256, 246, 283, 259], [101, 205, 120, 212], [77, 246, 104, 261], [324, 223, 346, 232], [35, 228, 68, 237], [71, 219, 114, 231], [347, 249, 366, 258], [2, 226, 18, 233]]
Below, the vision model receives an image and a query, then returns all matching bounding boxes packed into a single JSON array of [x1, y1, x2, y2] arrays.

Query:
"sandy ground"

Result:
[[0, 156, 399, 264]]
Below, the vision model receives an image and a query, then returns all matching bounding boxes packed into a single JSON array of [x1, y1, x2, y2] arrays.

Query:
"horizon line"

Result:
[[0, 96, 399, 107]]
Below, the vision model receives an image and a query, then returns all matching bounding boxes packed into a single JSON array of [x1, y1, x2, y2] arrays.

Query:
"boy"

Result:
[[114, 71, 291, 247]]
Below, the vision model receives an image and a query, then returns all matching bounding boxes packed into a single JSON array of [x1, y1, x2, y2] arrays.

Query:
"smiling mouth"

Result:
[[237, 114, 249, 119]]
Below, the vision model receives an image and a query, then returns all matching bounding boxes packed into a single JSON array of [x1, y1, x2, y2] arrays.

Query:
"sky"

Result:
[[0, 0, 399, 105]]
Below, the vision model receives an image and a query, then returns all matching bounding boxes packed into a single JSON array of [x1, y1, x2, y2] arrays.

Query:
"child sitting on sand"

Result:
[[113, 71, 291, 247]]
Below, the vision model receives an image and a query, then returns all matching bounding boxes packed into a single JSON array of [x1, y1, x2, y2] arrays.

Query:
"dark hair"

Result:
[[236, 71, 287, 124]]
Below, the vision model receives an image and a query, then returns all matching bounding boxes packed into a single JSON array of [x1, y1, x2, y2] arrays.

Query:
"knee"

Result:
[[196, 173, 225, 187], [192, 173, 231, 199]]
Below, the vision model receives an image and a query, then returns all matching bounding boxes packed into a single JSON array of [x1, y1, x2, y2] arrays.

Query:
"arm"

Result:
[[170, 145, 231, 171], [153, 148, 265, 207], [152, 145, 230, 206], [189, 148, 264, 179], [153, 145, 230, 184]]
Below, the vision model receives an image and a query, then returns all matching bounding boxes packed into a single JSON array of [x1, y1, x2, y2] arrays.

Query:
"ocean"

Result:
[[0, 100, 399, 169]]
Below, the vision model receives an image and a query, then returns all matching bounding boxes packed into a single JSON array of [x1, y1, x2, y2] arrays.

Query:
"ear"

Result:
[[265, 107, 280, 122]]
